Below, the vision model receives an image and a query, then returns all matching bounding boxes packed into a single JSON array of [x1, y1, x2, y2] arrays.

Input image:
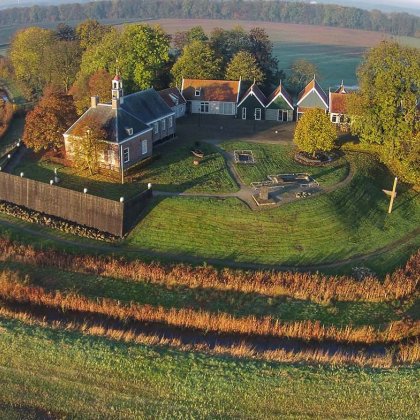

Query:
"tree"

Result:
[[347, 40, 420, 183], [79, 24, 170, 92], [10, 27, 55, 99], [55, 23, 76, 41], [23, 85, 77, 152], [248, 27, 279, 86], [225, 51, 264, 83], [294, 109, 337, 157], [76, 19, 113, 50], [288, 59, 319, 93], [48, 40, 82, 92], [67, 115, 107, 175], [171, 40, 222, 87], [70, 69, 113, 115], [173, 26, 208, 55]]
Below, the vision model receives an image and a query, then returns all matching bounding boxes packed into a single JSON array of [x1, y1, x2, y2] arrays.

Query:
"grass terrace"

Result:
[[127, 153, 420, 271], [221, 141, 350, 187]]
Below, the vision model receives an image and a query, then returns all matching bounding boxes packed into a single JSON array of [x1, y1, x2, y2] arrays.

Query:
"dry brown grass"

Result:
[[0, 304, 418, 368], [0, 238, 418, 303], [0, 270, 418, 345]]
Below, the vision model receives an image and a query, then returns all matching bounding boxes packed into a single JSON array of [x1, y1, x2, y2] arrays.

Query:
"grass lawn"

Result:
[[130, 137, 238, 193], [127, 153, 420, 271], [1, 260, 412, 327], [221, 141, 349, 187], [11, 139, 237, 200], [0, 316, 418, 418]]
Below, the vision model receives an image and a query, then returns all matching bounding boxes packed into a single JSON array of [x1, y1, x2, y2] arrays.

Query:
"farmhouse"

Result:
[[265, 81, 294, 122], [237, 83, 267, 120], [329, 82, 351, 125], [158, 87, 186, 119], [296, 77, 329, 120], [181, 78, 241, 115], [64, 75, 175, 172]]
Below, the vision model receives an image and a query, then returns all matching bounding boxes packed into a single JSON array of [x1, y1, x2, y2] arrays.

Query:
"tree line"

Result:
[[0, 0, 418, 37]]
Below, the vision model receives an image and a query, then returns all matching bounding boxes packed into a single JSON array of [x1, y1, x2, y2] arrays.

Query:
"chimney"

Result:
[[112, 98, 119, 110], [91, 96, 99, 108]]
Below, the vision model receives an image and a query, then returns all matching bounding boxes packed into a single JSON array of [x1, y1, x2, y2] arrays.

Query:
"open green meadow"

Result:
[[0, 316, 418, 418]]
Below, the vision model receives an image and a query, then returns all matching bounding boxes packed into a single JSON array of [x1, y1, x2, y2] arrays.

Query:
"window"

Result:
[[154, 122, 159, 134], [126, 127, 133, 136], [161, 119, 166, 131], [241, 107, 246, 120], [195, 88, 201, 97], [168, 116, 173, 128], [200, 102, 209, 113], [123, 147, 129, 163], [254, 108, 261, 120], [331, 115, 337, 123], [141, 139, 148, 155], [340, 114, 345, 123]]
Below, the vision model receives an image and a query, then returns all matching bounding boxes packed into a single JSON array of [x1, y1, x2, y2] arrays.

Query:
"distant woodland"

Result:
[[0, 0, 418, 37]]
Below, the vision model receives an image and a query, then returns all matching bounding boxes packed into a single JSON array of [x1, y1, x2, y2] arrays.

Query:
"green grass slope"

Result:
[[127, 153, 420, 270], [0, 317, 418, 419]]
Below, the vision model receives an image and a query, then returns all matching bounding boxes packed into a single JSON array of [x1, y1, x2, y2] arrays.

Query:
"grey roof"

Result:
[[121, 88, 174, 124], [65, 104, 151, 143]]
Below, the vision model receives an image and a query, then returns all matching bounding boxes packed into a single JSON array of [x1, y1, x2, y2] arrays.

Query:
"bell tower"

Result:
[[112, 73, 124, 102]]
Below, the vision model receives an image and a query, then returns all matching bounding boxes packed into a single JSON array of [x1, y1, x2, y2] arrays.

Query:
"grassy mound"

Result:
[[127, 153, 420, 269]]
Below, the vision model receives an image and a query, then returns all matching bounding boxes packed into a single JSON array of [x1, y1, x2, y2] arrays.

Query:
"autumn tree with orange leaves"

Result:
[[23, 85, 77, 152]]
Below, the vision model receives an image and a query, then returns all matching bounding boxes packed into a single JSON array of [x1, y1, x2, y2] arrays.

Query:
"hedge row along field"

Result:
[[0, 270, 419, 346], [0, 237, 418, 303]]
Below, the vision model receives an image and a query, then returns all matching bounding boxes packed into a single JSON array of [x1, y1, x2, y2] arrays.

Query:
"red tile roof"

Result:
[[182, 79, 240, 102], [158, 87, 186, 107]]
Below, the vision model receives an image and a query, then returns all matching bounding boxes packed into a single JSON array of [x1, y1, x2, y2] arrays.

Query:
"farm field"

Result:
[[0, 316, 418, 418]]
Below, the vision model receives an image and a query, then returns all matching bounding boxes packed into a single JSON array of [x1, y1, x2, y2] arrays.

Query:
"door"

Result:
[[242, 107, 246, 120], [255, 108, 261, 120], [282, 110, 288, 122]]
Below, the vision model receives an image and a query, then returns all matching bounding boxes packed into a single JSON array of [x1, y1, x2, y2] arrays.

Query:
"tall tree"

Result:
[[294, 109, 337, 157], [48, 40, 82, 92], [79, 24, 170, 92], [23, 85, 77, 152], [173, 25, 208, 54], [225, 51, 264, 83], [10, 27, 55, 99], [55, 23, 77, 41], [347, 40, 420, 183], [171, 40, 222, 87], [76, 19, 112, 50], [70, 69, 113, 115], [287, 59, 319, 93], [67, 115, 107, 175], [248, 27, 279, 86]]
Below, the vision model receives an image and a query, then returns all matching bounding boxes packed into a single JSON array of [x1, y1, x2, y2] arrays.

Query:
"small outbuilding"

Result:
[[265, 81, 294, 122], [237, 82, 267, 120], [296, 77, 329, 120]]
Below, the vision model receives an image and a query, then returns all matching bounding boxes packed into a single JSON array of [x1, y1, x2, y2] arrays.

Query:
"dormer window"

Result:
[[126, 127, 133, 136], [195, 88, 201, 97], [169, 93, 179, 105]]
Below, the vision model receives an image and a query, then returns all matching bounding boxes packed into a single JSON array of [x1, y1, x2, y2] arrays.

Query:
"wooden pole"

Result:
[[388, 177, 397, 214]]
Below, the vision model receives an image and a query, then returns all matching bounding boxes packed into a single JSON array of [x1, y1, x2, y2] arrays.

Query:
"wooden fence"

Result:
[[0, 172, 152, 237]]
